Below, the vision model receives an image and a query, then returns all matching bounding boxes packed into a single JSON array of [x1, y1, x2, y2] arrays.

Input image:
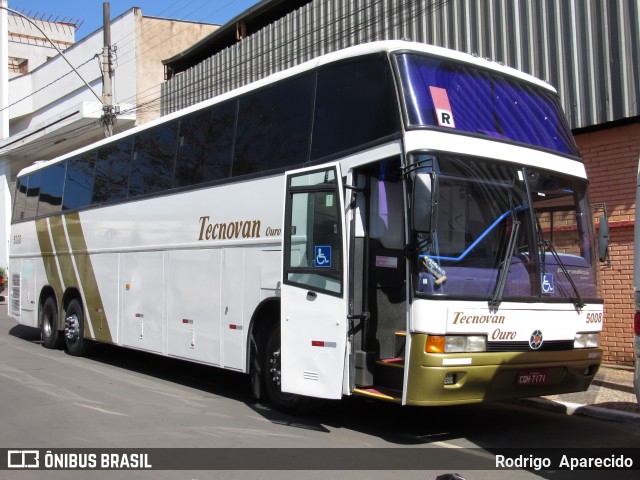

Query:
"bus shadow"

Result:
[[9, 324, 42, 343]]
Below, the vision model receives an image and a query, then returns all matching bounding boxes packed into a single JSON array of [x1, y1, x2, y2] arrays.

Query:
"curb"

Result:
[[516, 397, 640, 425]]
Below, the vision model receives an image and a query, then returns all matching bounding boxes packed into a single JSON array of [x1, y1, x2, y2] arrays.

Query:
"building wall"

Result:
[[8, 9, 139, 136], [576, 121, 640, 364], [135, 15, 218, 125], [7, 14, 76, 78], [162, 0, 640, 130]]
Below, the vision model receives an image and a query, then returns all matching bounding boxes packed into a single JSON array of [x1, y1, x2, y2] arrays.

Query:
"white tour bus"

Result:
[[9, 41, 608, 411]]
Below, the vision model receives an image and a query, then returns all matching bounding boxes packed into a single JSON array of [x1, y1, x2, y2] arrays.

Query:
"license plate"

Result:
[[517, 369, 548, 385]]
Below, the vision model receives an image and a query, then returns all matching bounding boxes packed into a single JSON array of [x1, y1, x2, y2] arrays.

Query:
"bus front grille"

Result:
[[486, 340, 574, 352]]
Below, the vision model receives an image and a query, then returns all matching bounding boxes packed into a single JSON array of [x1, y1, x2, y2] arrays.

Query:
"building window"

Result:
[[8, 57, 28, 75]]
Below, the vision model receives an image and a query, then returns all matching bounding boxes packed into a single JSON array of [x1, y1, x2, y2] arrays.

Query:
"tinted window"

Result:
[[312, 57, 399, 159], [130, 122, 178, 197], [234, 75, 313, 176], [63, 151, 96, 211], [24, 171, 41, 219], [396, 53, 579, 157], [175, 103, 235, 187], [38, 162, 66, 216], [12, 177, 28, 222], [92, 138, 133, 204]]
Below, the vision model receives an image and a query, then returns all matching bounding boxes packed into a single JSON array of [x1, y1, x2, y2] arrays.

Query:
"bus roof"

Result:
[[17, 40, 556, 178]]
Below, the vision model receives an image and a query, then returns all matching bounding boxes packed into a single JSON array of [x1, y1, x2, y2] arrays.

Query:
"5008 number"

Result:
[[12, 235, 21, 245], [586, 312, 603, 323]]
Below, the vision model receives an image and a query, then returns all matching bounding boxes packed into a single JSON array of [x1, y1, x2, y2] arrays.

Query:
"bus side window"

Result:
[[24, 171, 41, 219], [175, 102, 235, 187], [129, 121, 178, 197], [92, 138, 133, 204], [234, 75, 313, 176], [63, 151, 96, 211], [311, 57, 399, 160], [12, 176, 28, 222], [38, 162, 66, 216]]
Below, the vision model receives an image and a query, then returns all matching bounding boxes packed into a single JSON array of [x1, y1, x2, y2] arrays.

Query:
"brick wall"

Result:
[[575, 122, 640, 365]]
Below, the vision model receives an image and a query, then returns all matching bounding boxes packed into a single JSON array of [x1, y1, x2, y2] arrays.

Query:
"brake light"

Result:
[[634, 311, 640, 335]]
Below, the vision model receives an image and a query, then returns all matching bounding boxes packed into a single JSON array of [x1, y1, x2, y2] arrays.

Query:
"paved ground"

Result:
[[520, 363, 640, 424]]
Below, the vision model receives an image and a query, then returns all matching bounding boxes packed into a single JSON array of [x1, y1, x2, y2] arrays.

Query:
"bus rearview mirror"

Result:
[[412, 173, 433, 232], [598, 214, 609, 262]]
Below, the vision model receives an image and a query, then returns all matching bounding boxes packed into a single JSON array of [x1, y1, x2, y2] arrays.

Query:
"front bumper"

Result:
[[405, 333, 602, 406]]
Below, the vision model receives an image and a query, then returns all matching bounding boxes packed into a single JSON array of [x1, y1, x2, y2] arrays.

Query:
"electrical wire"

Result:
[[7, 0, 451, 157], [120, 0, 451, 117]]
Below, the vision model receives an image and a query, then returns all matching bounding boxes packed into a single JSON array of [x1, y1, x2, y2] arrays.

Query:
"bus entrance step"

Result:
[[376, 357, 405, 367], [353, 387, 402, 403], [394, 331, 407, 358], [375, 358, 404, 390]]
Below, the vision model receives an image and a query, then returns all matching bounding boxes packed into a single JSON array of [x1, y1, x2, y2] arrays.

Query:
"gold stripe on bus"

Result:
[[35, 218, 64, 310], [48, 215, 79, 289], [64, 212, 113, 344]]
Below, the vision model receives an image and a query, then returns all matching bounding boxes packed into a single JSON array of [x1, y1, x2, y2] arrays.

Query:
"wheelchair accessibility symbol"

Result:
[[314, 246, 332, 268], [542, 273, 554, 294]]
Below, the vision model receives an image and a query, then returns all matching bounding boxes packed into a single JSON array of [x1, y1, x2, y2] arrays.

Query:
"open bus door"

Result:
[[280, 163, 348, 400]]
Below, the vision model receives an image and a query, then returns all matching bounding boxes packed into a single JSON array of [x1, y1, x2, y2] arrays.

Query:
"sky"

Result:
[[7, 0, 261, 41]]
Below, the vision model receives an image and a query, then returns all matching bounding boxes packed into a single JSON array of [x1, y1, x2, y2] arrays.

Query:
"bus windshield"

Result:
[[396, 53, 579, 157], [413, 155, 598, 303]]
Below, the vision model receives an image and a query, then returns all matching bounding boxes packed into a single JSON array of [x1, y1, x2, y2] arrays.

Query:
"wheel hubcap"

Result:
[[269, 349, 282, 386], [64, 313, 80, 341], [43, 313, 52, 337]]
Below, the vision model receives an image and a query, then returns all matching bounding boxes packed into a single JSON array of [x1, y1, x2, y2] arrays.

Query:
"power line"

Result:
[[0, 55, 99, 113], [7, 0, 451, 156]]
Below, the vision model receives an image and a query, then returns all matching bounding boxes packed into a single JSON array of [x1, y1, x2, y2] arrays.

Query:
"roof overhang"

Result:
[[0, 101, 135, 179], [163, 0, 311, 76]]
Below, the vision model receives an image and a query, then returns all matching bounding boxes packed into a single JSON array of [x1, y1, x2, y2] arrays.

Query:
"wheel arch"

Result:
[[62, 287, 84, 316], [246, 296, 281, 400], [38, 286, 59, 329], [247, 297, 281, 363]]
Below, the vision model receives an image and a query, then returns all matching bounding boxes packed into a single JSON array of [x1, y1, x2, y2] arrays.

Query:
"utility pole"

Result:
[[100, 2, 116, 137]]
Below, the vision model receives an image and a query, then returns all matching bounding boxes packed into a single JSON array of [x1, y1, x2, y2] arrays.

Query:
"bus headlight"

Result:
[[574, 332, 600, 348], [426, 335, 487, 353]]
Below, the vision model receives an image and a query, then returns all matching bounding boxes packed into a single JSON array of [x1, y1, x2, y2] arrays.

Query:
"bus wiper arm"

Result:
[[489, 218, 520, 309], [542, 239, 585, 309]]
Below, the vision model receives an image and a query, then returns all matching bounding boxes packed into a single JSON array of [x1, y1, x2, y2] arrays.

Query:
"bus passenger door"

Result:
[[281, 164, 348, 399]]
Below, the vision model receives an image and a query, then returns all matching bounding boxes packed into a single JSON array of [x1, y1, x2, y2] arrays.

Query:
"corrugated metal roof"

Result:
[[161, 0, 639, 130]]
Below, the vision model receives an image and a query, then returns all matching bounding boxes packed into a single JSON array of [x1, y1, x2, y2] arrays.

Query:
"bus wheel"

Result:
[[64, 299, 92, 357], [40, 296, 64, 349], [263, 324, 309, 413]]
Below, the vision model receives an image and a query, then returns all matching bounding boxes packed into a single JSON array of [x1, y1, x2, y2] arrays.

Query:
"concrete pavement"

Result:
[[517, 364, 640, 424]]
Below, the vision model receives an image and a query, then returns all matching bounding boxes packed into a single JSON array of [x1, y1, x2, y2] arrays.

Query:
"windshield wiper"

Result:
[[540, 238, 585, 310], [489, 215, 520, 309]]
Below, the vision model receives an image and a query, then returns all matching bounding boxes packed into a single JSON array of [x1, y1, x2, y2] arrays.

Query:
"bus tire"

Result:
[[64, 299, 92, 357], [40, 296, 64, 349], [249, 330, 265, 400], [263, 324, 310, 413]]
